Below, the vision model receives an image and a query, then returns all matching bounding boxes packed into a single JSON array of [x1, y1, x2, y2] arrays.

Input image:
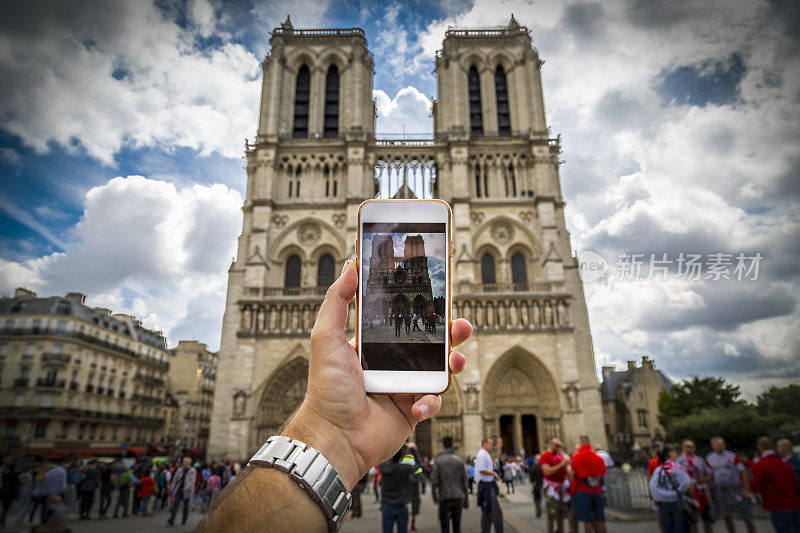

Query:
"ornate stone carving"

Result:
[[332, 213, 346, 228], [519, 210, 535, 223], [298, 222, 321, 245], [464, 385, 480, 412], [232, 390, 248, 418], [271, 214, 288, 228], [490, 221, 514, 244], [470, 211, 485, 225], [563, 382, 580, 410], [557, 300, 568, 327]]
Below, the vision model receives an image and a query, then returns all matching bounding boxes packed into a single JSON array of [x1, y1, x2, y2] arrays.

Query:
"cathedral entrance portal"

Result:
[[483, 348, 561, 455], [251, 358, 308, 455], [412, 295, 427, 315], [392, 294, 410, 314]]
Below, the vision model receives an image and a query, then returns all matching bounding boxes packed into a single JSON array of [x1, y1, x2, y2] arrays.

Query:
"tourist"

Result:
[[379, 443, 421, 533], [197, 261, 472, 530], [475, 437, 503, 533], [541, 438, 572, 533], [706, 436, 756, 533], [404, 312, 411, 334], [136, 468, 157, 517], [529, 454, 544, 518], [466, 458, 475, 495], [202, 468, 222, 513], [402, 445, 425, 531], [29, 465, 48, 525], [503, 457, 516, 494], [167, 456, 196, 527], [413, 312, 421, 331], [78, 460, 100, 519], [113, 464, 135, 518], [751, 436, 800, 533], [777, 439, 800, 491], [432, 436, 469, 533], [677, 439, 714, 533], [16, 464, 34, 527], [395, 311, 403, 337], [33, 493, 69, 533], [154, 466, 168, 511], [0, 462, 20, 527], [349, 473, 367, 520], [650, 445, 694, 533], [98, 462, 113, 518], [571, 436, 607, 533]]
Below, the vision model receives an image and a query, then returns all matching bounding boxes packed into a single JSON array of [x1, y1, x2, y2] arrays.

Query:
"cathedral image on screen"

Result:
[[208, 15, 607, 461], [361, 232, 446, 345]]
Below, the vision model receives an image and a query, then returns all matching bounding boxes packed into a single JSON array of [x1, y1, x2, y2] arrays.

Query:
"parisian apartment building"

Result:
[[167, 340, 217, 455], [0, 288, 172, 456]]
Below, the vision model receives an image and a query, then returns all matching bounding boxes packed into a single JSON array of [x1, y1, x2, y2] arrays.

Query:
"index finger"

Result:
[[450, 318, 472, 347]]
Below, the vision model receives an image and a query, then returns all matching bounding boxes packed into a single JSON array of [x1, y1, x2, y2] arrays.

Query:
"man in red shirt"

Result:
[[540, 437, 573, 533], [571, 437, 607, 533], [751, 436, 800, 533]]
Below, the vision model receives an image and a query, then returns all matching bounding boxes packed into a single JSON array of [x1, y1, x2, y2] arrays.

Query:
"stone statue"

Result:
[[509, 302, 518, 328], [233, 391, 247, 417], [520, 302, 529, 326], [532, 302, 540, 327], [557, 300, 568, 326], [498, 303, 507, 328], [544, 301, 553, 327]]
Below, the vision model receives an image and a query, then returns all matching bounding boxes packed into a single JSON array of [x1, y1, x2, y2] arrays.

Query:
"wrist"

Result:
[[282, 404, 362, 491]]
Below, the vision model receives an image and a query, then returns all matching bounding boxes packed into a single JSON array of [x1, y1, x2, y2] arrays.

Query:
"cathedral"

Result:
[[208, 16, 607, 461]]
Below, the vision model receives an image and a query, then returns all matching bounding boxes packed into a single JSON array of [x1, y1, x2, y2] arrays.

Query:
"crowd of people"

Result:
[[350, 433, 800, 533], [0, 455, 245, 530]]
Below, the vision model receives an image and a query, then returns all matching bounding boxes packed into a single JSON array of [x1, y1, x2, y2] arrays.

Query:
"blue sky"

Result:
[[1, 0, 798, 396]]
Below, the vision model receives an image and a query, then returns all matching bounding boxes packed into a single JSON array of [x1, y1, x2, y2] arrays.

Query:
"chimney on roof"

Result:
[[601, 365, 615, 376], [627, 360, 637, 372], [14, 288, 36, 298], [642, 355, 654, 369], [65, 292, 85, 304], [95, 307, 111, 315]]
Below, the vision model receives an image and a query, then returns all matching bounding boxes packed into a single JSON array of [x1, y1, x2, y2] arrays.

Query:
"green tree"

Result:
[[756, 384, 800, 417], [658, 376, 744, 428]]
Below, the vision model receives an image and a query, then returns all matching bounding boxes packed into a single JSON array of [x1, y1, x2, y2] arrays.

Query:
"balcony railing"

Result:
[[69, 382, 79, 391], [0, 328, 169, 368], [41, 353, 71, 365], [457, 281, 560, 294], [14, 378, 29, 387], [85, 384, 94, 393], [134, 373, 165, 386], [35, 378, 66, 389], [131, 393, 163, 405], [96, 387, 104, 395]]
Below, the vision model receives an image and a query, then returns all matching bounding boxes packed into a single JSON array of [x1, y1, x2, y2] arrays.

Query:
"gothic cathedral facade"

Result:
[[208, 17, 607, 461]]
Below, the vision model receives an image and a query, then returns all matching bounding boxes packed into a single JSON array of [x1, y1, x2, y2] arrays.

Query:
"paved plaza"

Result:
[[362, 322, 445, 344], [0, 480, 779, 532]]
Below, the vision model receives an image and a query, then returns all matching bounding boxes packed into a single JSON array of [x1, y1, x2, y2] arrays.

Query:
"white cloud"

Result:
[[374, 87, 432, 134], [0, 176, 242, 349], [0, 1, 261, 164]]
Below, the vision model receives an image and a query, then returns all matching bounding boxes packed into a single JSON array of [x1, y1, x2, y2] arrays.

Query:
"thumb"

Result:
[[311, 260, 357, 350]]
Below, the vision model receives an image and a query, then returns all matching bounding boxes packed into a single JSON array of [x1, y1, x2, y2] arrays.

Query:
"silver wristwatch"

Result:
[[248, 435, 352, 531]]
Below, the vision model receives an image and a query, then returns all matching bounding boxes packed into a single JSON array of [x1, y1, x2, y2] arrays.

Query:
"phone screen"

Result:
[[360, 222, 447, 371]]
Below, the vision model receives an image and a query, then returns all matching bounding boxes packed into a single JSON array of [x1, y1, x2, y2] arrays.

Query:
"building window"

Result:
[[19, 366, 30, 379], [324, 64, 339, 138], [34, 424, 47, 439], [284, 255, 301, 294], [293, 65, 310, 138], [56, 301, 71, 314], [288, 167, 302, 198], [637, 409, 649, 428], [52, 344, 63, 354], [481, 254, 496, 287], [511, 253, 527, 288], [468, 65, 483, 136], [45, 367, 58, 382], [324, 165, 337, 197], [3, 319, 14, 333], [317, 254, 335, 290], [495, 65, 511, 136], [25, 344, 36, 357]]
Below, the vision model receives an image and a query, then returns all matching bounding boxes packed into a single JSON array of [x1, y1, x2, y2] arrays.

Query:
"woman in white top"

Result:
[[649, 444, 694, 533]]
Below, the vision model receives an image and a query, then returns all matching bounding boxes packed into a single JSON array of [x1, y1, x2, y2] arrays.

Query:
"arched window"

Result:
[[293, 65, 310, 138], [495, 66, 510, 136], [317, 254, 335, 290], [468, 65, 483, 136], [474, 163, 482, 198], [511, 253, 527, 289], [324, 65, 339, 138], [481, 253, 496, 291], [284, 254, 301, 294]]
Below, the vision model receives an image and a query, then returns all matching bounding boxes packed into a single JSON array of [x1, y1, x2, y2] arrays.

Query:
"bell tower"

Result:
[[209, 18, 376, 459]]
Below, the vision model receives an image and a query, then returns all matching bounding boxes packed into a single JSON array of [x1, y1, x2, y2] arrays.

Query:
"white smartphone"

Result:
[[356, 199, 452, 394]]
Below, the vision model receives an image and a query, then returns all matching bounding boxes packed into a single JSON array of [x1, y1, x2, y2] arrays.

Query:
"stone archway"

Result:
[[391, 294, 410, 314], [414, 377, 464, 460], [250, 358, 308, 454], [483, 348, 561, 456]]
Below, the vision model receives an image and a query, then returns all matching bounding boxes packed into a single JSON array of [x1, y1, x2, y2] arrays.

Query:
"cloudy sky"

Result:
[[0, 0, 797, 397]]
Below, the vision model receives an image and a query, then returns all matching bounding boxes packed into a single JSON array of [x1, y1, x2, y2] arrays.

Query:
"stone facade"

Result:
[[167, 340, 218, 454], [208, 16, 608, 461], [0, 289, 171, 454], [601, 356, 674, 461]]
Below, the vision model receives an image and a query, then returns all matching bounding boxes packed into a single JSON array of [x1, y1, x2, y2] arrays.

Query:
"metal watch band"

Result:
[[247, 435, 352, 532]]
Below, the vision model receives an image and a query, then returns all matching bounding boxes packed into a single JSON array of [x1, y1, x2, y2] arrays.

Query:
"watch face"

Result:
[[394, 271, 406, 284]]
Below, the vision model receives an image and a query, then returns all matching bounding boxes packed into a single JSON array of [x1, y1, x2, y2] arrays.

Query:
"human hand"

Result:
[[283, 260, 472, 490]]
